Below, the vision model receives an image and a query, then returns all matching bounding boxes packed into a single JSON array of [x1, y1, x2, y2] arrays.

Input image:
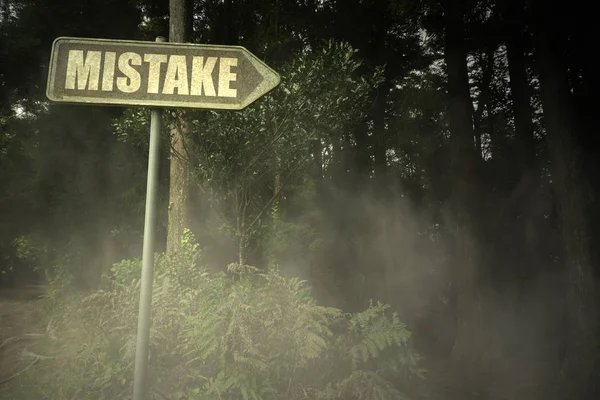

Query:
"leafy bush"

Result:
[[2, 232, 423, 400]]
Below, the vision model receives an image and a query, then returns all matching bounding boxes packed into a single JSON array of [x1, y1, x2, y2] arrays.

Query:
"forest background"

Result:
[[0, 0, 598, 399]]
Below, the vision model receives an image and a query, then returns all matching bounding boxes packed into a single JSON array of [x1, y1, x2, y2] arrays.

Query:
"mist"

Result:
[[1, 0, 599, 399]]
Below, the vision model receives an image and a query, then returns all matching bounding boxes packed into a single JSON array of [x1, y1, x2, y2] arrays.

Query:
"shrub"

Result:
[[1, 232, 423, 400]]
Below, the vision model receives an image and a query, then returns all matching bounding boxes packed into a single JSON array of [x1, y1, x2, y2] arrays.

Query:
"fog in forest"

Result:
[[1, 0, 598, 399]]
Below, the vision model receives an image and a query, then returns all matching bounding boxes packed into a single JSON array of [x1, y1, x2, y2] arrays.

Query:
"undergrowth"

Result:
[[1, 231, 424, 400]]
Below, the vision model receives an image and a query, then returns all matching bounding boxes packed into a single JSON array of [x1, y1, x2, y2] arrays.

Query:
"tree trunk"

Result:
[[365, 0, 391, 180], [503, 0, 536, 166], [269, 119, 281, 269], [353, 118, 371, 177], [329, 136, 347, 184], [568, 1, 600, 279], [502, 0, 541, 351], [472, 46, 494, 159], [219, 0, 238, 44], [442, 0, 485, 368], [170, 0, 193, 43], [372, 79, 389, 179], [312, 139, 323, 180], [531, 1, 599, 397], [238, 230, 245, 265], [166, 0, 194, 254]]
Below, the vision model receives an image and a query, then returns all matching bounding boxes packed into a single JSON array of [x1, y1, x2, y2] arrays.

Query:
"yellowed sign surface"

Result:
[[47, 37, 281, 110]]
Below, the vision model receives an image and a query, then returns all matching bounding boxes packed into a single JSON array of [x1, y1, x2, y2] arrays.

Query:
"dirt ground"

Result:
[[0, 286, 47, 388], [419, 356, 558, 400]]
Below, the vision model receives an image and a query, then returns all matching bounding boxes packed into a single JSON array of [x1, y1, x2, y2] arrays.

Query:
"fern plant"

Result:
[[2, 232, 423, 400], [312, 302, 425, 400]]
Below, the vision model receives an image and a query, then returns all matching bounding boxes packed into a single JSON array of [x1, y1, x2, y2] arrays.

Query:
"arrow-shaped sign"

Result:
[[46, 37, 281, 110]]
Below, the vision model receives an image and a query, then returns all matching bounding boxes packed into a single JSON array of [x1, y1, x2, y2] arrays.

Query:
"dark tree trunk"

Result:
[[312, 139, 323, 180], [472, 45, 494, 158], [502, 0, 536, 166], [568, 1, 600, 284], [330, 135, 353, 187], [219, 0, 238, 44], [370, 2, 392, 180], [166, 0, 194, 254], [442, 0, 485, 369], [353, 118, 371, 177], [169, 0, 193, 43], [372, 79, 389, 179], [530, 0, 599, 397], [501, 0, 542, 348], [268, 119, 281, 268]]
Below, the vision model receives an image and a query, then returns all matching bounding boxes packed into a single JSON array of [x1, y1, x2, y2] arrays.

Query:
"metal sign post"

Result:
[[131, 37, 165, 400], [46, 35, 280, 400]]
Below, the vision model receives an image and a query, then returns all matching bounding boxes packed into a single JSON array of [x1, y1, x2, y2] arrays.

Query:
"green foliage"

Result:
[[181, 41, 381, 264], [13, 234, 39, 261], [110, 257, 142, 286], [2, 236, 423, 400], [105, 41, 381, 268]]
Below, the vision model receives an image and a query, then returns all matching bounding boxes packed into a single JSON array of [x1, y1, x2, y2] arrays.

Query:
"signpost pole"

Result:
[[132, 36, 166, 400]]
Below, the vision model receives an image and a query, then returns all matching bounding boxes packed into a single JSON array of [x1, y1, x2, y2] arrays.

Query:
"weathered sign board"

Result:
[[46, 37, 281, 110]]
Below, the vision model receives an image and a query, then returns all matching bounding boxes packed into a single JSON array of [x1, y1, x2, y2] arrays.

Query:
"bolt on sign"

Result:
[[46, 37, 281, 110]]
